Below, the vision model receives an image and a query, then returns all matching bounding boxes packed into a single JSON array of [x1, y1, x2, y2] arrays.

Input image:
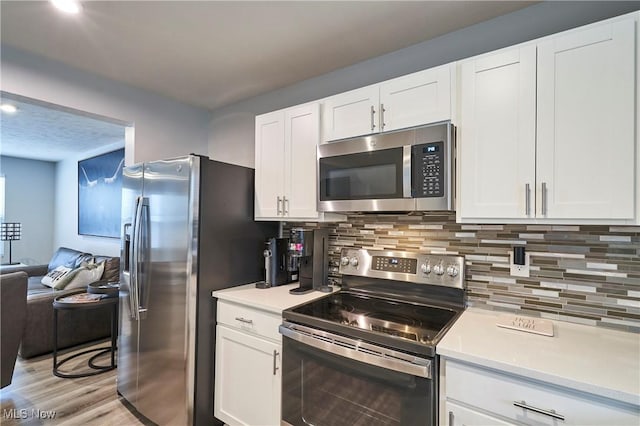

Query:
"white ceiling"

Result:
[[0, 96, 126, 162], [0, 1, 537, 162], [0, 1, 536, 111]]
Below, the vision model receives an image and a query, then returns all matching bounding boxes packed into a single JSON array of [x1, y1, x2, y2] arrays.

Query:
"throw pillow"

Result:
[[65, 261, 106, 290], [41, 265, 75, 289]]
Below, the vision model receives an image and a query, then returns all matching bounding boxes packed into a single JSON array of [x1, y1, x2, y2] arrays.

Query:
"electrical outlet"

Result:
[[510, 251, 530, 277]]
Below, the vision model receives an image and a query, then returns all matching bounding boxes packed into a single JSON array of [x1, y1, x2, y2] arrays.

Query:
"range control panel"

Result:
[[372, 256, 417, 274], [339, 248, 465, 289], [412, 141, 445, 198]]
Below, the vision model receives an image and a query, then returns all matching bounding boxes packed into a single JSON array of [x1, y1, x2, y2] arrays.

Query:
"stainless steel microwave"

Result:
[[317, 121, 455, 212]]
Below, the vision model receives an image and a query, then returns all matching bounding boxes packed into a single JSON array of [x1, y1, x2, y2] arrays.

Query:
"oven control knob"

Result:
[[433, 262, 445, 275], [349, 257, 359, 267], [446, 265, 459, 277], [340, 256, 350, 266], [420, 263, 431, 274]]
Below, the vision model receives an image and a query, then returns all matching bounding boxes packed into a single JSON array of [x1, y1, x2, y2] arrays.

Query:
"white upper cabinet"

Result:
[[380, 65, 454, 133], [537, 17, 636, 220], [458, 13, 639, 224], [255, 110, 286, 219], [321, 63, 455, 143], [459, 45, 537, 220], [322, 85, 380, 141], [255, 103, 345, 222], [284, 104, 322, 218]]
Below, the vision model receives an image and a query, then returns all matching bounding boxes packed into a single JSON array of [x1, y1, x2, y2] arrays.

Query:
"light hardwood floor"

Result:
[[0, 343, 143, 425]]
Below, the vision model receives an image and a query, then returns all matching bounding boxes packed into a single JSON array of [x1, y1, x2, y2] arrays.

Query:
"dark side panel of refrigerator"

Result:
[[195, 158, 277, 426]]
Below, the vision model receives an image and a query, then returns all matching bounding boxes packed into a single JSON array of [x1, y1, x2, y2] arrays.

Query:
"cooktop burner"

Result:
[[289, 291, 457, 345], [282, 249, 466, 357]]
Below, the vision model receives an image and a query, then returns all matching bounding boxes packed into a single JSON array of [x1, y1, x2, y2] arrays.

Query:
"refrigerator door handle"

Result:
[[122, 222, 136, 320], [132, 196, 148, 321], [137, 198, 151, 320]]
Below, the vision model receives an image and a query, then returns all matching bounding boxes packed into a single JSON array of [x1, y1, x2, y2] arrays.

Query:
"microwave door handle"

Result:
[[403, 145, 412, 198]]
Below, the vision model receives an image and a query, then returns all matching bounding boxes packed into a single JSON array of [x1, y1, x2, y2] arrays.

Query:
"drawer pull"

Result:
[[514, 400, 565, 421], [234, 317, 253, 325]]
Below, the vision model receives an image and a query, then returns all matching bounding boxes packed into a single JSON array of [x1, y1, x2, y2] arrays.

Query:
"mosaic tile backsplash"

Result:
[[284, 213, 640, 333]]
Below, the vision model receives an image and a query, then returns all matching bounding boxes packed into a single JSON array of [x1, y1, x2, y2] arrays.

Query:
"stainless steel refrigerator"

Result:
[[118, 155, 276, 425]]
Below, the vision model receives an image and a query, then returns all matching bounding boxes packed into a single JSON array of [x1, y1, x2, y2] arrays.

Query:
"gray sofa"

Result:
[[0, 247, 120, 359]]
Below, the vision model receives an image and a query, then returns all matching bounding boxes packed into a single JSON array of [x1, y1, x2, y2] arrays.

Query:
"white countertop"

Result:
[[212, 282, 337, 314], [437, 308, 640, 406]]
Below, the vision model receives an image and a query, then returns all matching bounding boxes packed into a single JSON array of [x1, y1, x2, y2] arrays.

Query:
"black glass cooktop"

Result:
[[285, 291, 459, 356]]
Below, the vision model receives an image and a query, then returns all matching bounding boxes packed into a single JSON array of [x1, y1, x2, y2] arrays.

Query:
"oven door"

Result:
[[317, 134, 415, 212], [280, 322, 436, 426]]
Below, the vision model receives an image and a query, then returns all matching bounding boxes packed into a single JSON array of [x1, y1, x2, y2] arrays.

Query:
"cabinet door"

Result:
[[214, 325, 281, 426], [446, 360, 640, 426], [284, 103, 321, 219], [321, 85, 379, 142], [255, 111, 285, 219], [458, 45, 537, 220], [445, 402, 514, 426], [537, 17, 636, 220], [380, 64, 453, 132]]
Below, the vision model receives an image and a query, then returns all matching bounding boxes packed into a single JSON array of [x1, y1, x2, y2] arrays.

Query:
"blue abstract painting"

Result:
[[78, 148, 125, 238]]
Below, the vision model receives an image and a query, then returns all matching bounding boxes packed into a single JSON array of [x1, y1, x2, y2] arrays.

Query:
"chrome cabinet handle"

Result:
[[283, 196, 289, 215], [370, 105, 376, 132], [273, 350, 279, 375], [514, 401, 565, 421], [380, 103, 386, 130], [541, 182, 548, 216], [277, 196, 282, 216], [448, 411, 454, 426], [525, 183, 530, 216], [234, 317, 253, 325]]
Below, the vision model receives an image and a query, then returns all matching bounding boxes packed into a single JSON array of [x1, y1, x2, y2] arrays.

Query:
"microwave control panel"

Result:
[[412, 141, 445, 198]]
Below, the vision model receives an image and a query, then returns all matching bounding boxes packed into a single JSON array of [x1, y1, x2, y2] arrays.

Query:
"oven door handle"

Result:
[[279, 323, 432, 379]]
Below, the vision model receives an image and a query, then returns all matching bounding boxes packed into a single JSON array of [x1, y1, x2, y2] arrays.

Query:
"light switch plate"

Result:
[[510, 251, 530, 277]]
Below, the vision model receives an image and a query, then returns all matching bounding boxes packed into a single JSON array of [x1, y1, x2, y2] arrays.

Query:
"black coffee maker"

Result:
[[257, 237, 298, 288], [289, 228, 331, 295]]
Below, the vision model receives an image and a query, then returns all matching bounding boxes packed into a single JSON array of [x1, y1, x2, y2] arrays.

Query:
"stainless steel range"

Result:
[[280, 248, 465, 426]]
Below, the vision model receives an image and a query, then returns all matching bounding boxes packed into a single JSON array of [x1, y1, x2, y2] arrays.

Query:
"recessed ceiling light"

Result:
[[0, 104, 18, 114], [50, 0, 82, 14]]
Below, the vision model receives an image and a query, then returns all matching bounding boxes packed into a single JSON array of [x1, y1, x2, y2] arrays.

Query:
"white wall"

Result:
[[1, 46, 212, 165], [208, 1, 640, 168], [0, 156, 55, 265], [1, 46, 214, 258], [54, 143, 124, 258]]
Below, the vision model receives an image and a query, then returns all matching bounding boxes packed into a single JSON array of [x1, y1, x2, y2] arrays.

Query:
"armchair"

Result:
[[1, 272, 28, 388]]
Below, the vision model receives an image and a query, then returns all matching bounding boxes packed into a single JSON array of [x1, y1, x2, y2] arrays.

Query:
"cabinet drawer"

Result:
[[445, 361, 639, 426], [217, 300, 282, 342]]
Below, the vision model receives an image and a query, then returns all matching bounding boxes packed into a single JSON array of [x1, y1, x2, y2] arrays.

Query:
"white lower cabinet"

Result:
[[442, 360, 639, 426], [214, 302, 282, 426], [446, 401, 513, 426]]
